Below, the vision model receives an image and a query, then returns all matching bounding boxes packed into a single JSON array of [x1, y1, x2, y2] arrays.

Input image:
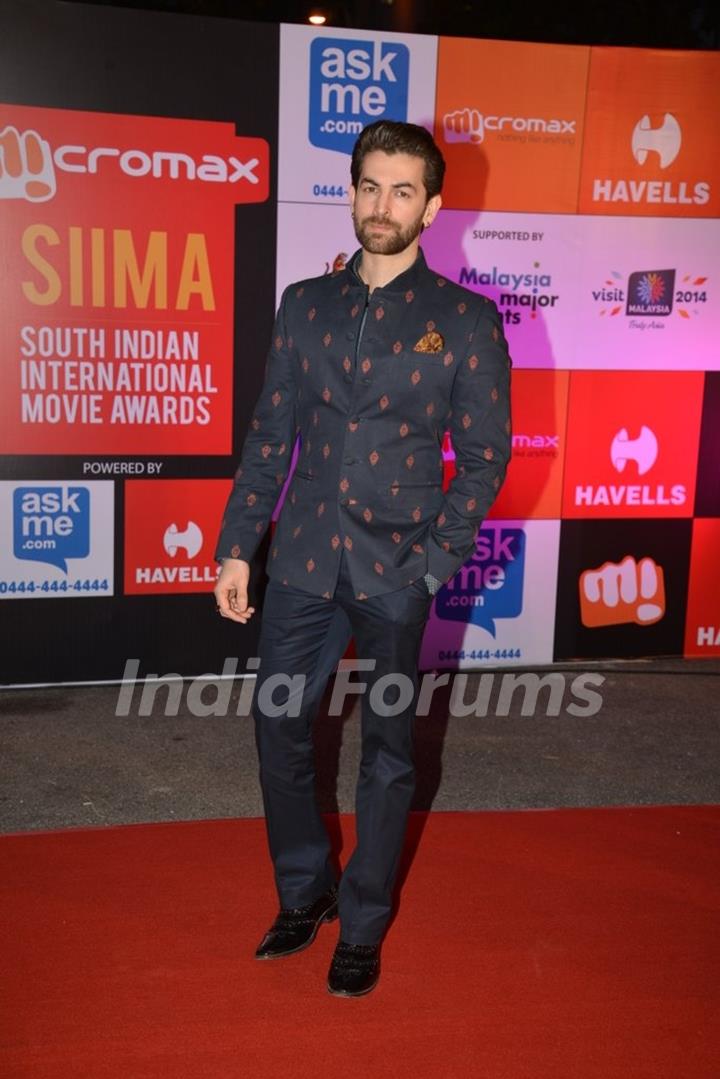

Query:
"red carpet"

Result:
[[1, 807, 718, 1078]]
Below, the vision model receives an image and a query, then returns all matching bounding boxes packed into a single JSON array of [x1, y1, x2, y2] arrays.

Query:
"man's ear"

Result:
[[349, 184, 356, 216], [423, 193, 442, 228]]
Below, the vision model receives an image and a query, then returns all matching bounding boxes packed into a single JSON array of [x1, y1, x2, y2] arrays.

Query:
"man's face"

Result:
[[350, 150, 441, 256]]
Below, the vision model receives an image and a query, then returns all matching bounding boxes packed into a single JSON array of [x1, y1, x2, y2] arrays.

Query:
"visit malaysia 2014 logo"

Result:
[[308, 37, 409, 154], [591, 266, 709, 325]]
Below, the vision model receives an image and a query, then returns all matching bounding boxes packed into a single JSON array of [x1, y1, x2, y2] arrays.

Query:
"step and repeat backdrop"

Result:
[[1, 4, 718, 682]]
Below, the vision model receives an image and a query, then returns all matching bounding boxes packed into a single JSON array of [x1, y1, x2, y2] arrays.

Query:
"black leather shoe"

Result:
[[255, 886, 338, 960], [327, 940, 380, 997]]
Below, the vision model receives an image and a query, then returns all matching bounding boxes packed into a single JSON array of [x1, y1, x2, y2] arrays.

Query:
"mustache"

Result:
[[362, 215, 399, 228]]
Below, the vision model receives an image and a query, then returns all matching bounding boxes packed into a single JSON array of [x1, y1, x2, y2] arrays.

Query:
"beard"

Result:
[[352, 208, 425, 255]]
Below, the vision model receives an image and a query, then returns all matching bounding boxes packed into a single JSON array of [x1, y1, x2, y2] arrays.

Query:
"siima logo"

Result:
[[626, 269, 675, 317], [443, 108, 576, 146], [592, 112, 709, 207], [579, 555, 665, 628], [434, 527, 525, 636], [575, 427, 686, 509], [163, 521, 203, 559], [13, 485, 90, 572], [458, 263, 558, 326], [0, 123, 264, 204], [631, 113, 682, 168], [308, 37, 409, 154], [610, 426, 658, 476]]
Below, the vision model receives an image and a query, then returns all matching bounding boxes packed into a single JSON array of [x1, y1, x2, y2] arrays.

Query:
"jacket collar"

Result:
[[344, 246, 430, 294]]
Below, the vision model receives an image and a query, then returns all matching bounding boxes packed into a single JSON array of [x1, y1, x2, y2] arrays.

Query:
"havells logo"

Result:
[[631, 113, 682, 169], [435, 527, 525, 636], [611, 426, 658, 476], [13, 485, 90, 572], [309, 37, 409, 154], [163, 521, 203, 559]]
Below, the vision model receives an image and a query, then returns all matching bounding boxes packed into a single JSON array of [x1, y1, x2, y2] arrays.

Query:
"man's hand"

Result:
[[214, 558, 255, 624]]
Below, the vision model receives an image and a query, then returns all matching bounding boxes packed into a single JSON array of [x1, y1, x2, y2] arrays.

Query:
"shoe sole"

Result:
[[254, 906, 338, 961], [326, 974, 379, 998]]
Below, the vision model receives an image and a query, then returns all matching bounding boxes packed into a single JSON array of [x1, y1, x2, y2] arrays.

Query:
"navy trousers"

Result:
[[252, 551, 433, 945]]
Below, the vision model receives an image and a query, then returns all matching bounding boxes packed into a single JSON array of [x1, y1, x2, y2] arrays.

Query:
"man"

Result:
[[214, 120, 511, 997]]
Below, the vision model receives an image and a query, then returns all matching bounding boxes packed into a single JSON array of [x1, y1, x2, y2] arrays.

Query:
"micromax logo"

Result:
[[0, 124, 265, 203], [443, 108, 576, 145]]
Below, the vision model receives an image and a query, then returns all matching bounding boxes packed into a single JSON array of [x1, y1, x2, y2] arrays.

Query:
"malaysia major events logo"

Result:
[[591, 266, 709, 326], [457, 261, 559, 326], [308, 37, 410, 154]]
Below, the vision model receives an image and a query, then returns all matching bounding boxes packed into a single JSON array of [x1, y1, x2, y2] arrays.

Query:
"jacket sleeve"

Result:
[[426, 299, 512, 583], [215, 287, 298, 563]]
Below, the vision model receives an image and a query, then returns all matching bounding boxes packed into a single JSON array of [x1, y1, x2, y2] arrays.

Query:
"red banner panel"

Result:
[[0, 103, 269, 456], [562, 372, 704, 519], [124, 479, 231, 595], [684, 518, 720, 657]]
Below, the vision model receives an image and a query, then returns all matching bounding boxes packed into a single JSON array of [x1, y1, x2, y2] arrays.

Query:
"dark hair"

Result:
[[350, 120, 446, 200]]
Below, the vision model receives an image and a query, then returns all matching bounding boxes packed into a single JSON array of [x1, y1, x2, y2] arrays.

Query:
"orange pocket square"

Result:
[[413, 330, 445, 353]]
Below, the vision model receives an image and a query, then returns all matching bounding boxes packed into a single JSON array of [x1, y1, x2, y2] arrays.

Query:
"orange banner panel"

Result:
[[435, 38, 589, 213], [487, 370, 569, 520], [578, 47, 720, 217]]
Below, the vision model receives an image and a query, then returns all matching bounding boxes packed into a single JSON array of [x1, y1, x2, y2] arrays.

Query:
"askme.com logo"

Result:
[[626, 269, 675, 317], [13, 485, 90, 573], [0, 123, 266, 204], [309, 37, 409, 154], [435, 526, 525, 637]]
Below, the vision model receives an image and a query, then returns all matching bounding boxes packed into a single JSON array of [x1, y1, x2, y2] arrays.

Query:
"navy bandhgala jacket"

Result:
[[216, 247, 512, 600]]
